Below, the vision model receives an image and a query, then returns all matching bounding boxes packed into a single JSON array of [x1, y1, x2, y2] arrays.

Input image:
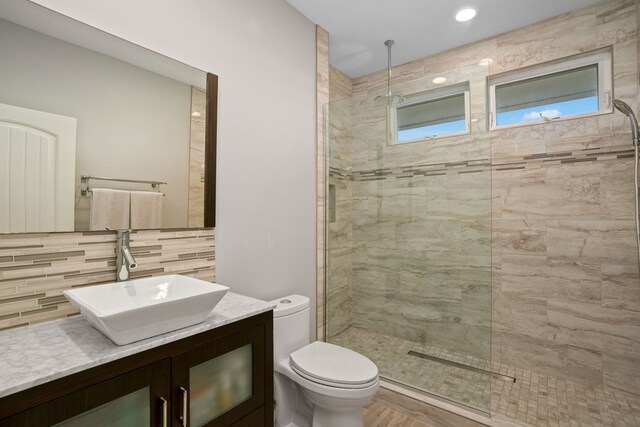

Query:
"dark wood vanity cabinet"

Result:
[[0, 360, 172, 426], [172, 324, 267, 427], [0, 311, 273, 427]]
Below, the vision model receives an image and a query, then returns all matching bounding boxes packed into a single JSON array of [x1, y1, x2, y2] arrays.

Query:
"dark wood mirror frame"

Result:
[[205, 73, 218, 228]]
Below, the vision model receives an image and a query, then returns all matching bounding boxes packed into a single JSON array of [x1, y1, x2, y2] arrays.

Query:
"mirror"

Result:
[[0, 0, 217, 233]]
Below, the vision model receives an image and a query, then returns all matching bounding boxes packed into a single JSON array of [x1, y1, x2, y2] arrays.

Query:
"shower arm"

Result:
[[385, 40, 393, 97]]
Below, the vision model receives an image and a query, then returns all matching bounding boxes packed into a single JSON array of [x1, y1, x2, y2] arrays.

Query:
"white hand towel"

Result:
[[90, 188, 130, 231], [130, 191, 163, 229]]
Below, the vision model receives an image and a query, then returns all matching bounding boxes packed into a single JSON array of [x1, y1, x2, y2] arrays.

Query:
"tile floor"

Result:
[[332, 327, 640, 426]]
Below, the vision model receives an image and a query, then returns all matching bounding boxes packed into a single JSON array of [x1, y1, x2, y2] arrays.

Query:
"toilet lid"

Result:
[[289, 341, 378, 387]]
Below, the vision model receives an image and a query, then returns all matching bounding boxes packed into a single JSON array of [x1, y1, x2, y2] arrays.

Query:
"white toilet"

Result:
[[271, 295, 379, 427]]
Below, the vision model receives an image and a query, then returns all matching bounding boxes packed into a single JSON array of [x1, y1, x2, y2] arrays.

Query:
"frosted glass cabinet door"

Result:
[[190, 344, 253, 425], [53, 387, 150, 427], [172, 325, 266, 427], [2, 359, 171, 426]]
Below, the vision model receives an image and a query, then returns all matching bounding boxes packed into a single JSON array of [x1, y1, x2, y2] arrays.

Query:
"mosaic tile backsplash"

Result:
[[0, 228, 215, 331]]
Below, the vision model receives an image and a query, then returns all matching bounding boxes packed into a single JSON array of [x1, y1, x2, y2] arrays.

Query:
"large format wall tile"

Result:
[[546, 300, 640, 356], [493, 6, 597, 74], [492, 219, 547, 255], [324, 64, 354, 339], [596, 0, 637, 47], [601, 264, 640, 311], [547, 220, 637, 265], [499, 161, 634, 220], [500, 255, 601, 302], [603, 352, 640, 395], [316, 27, 330, 340]]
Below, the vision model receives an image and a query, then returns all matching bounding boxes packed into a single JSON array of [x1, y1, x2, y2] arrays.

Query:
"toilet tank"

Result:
[[270, 295, 310, 365]]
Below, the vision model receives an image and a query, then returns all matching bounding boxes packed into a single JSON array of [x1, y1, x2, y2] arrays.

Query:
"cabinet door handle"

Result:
[[178, 386, 188, 426], [159, 396, 168, 427]]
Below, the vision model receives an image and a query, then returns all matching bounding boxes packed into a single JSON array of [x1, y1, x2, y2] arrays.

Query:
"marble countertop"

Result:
[[0, 292, 275, 399]]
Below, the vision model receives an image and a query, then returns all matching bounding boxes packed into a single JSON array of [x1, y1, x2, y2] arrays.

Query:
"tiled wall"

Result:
[[316, 26, 329, 340], [324, 0, 640, 395], [326, 64, 493, 360], [0, 228, 215, 330], [325, 66, 354, 338]]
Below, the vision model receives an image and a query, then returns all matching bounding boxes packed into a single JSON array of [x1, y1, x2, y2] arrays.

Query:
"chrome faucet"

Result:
[[116, 230, 137, 282]]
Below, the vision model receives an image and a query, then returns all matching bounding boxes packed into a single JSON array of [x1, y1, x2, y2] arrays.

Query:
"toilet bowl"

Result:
[[271, 295, 379, 427]]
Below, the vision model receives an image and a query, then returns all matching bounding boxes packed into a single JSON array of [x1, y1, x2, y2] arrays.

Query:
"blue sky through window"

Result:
[[397, 120, 466, 142], [496, 96, 598, 126], [396, 96, 598, 143]]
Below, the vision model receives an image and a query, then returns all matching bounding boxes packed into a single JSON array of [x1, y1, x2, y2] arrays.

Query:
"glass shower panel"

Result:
[[325, 63, 492, 413]]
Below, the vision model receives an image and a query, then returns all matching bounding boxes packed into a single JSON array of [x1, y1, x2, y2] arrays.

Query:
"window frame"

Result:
[[390, 82, 471, 145], [488, 48, 613, 130]]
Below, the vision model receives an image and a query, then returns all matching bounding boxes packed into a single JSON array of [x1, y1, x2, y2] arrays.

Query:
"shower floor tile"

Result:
[[331, 327, 640, 426]]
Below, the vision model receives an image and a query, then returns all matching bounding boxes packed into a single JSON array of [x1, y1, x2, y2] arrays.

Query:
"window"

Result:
[[391, 82, 470, 144], [489, 49, 612, 129]]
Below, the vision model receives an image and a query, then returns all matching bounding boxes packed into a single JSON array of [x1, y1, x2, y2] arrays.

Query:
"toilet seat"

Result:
[[289, 341, 378, 389]]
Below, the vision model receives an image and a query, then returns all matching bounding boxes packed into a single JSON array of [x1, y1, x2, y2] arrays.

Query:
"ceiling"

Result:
[[286, 0, 603, 78]]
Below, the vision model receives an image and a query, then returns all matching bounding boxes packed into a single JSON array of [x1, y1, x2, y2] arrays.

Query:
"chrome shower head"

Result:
[[613, 99, 639, 146], [614, 99, 634, 117], [374, 39, 405, 105], [374, 93, 405, 104]]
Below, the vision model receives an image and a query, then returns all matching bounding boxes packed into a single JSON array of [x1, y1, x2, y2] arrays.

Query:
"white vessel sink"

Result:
[[64, 275, 229, 345]]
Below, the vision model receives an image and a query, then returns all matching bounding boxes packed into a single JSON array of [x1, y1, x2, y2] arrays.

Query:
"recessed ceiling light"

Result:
[[455, 8, 477, 22], [433, 77, 447, 84]]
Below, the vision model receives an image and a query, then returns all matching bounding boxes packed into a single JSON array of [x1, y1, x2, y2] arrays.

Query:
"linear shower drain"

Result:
[[407, 350, 516, 383]]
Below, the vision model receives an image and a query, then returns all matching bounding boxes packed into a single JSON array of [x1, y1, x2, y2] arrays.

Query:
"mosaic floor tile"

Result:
[[331, 327, 640, 426]]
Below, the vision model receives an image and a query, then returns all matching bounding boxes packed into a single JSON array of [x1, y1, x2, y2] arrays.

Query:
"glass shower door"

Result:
[[325, 63, 493, 412]]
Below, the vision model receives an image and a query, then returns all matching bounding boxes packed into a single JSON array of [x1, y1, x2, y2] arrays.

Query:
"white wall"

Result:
[[29, 0, 318, 335]]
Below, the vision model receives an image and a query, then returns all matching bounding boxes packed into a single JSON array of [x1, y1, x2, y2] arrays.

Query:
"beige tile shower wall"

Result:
[[325, 66, 355, 338], [330, 66, 353, 102], [329, 0, 640, 394], [492, 0, 640, 396], [0, 228, 215, 331], [348, 171, 492, 359], [316, 26, 330, 340], [188, 86, 206, 228], [349, 64, 490, 172], [341, 63, 494, 359]]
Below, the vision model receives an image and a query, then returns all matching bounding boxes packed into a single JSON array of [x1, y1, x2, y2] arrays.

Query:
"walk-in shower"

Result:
[[324, 5, 640, 424], [324, 67, 640, 420]]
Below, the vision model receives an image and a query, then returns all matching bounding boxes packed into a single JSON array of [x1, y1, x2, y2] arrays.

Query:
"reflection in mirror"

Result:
[[0, 2, 214, 233]]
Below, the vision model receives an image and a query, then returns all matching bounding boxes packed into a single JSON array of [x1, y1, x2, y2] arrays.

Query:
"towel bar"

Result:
[[80, 175, 167, 187], [81, 187, 165, 197]]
